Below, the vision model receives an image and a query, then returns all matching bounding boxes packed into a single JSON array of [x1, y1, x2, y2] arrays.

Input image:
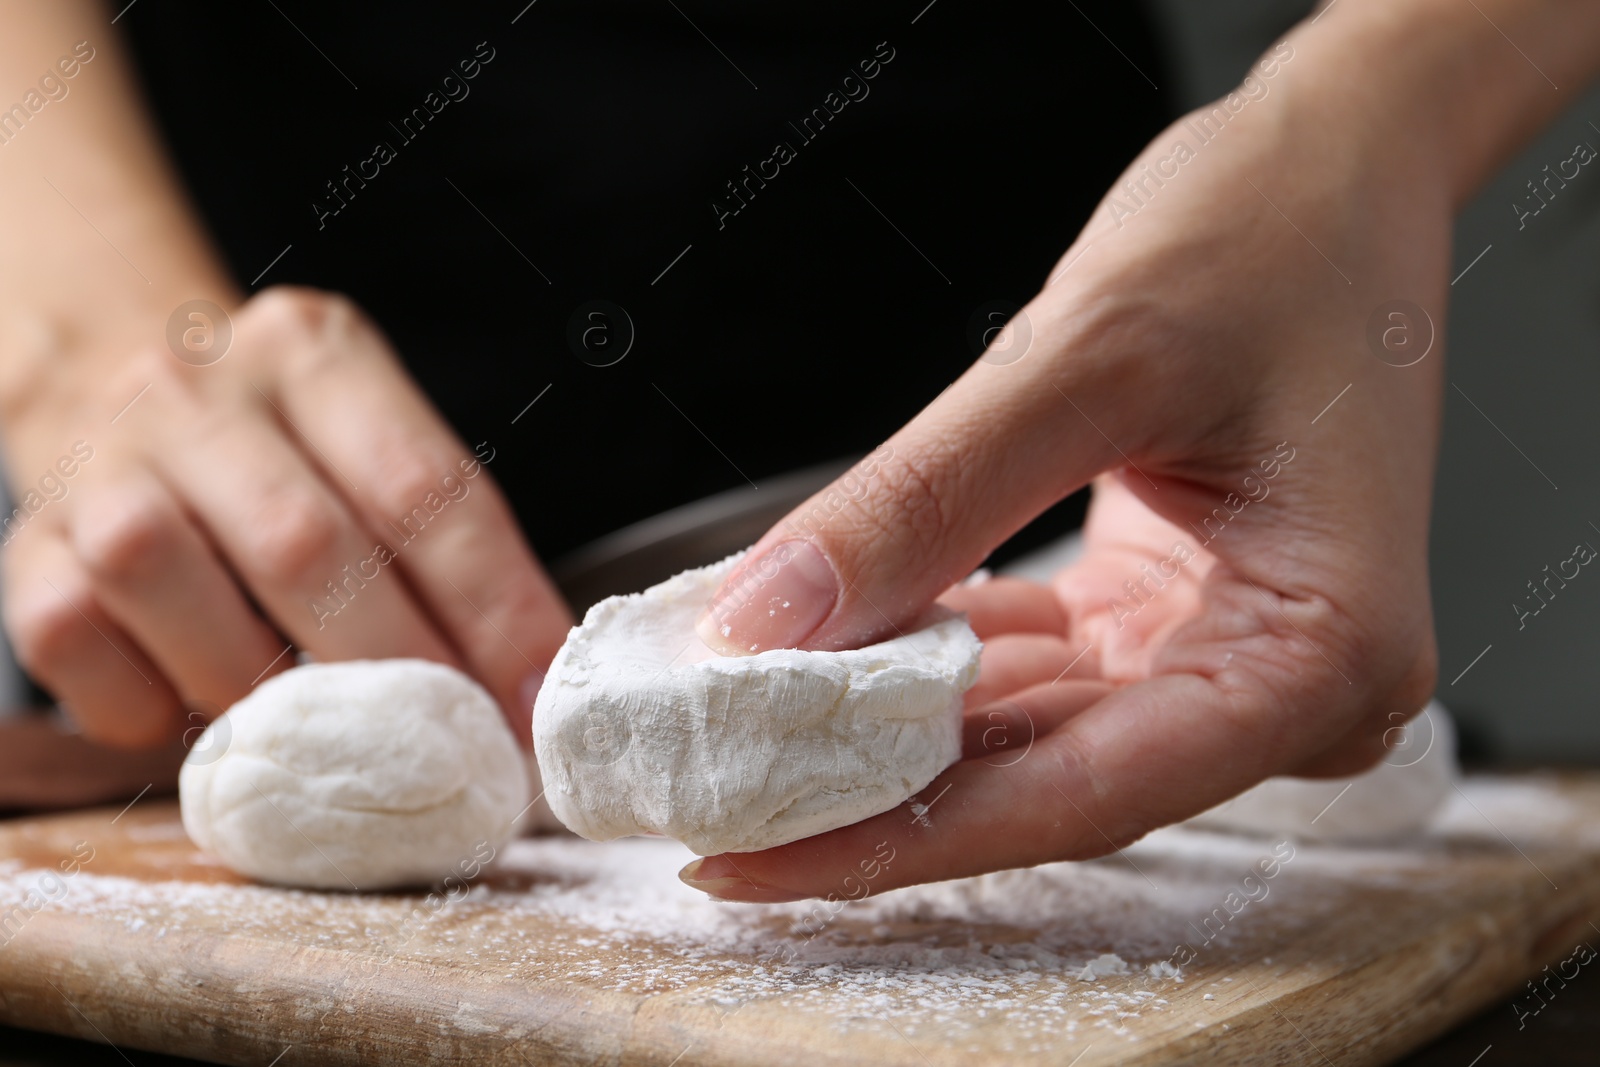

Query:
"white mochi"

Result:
[[534, 555, 982, 855], [1188, 701, 1459, 840], [180, 659, 529, 890]]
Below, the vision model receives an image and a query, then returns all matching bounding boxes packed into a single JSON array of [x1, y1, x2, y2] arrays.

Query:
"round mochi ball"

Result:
[[534, 554, 982, 855], [180, 659, 529, 890]]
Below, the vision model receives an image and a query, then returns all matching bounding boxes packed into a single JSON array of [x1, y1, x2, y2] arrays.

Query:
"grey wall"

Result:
[[1147, 0, 1600, 762]]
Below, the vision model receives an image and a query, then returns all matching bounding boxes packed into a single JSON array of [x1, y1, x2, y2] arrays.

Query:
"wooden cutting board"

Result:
[[1, 776, 1598, 1067]]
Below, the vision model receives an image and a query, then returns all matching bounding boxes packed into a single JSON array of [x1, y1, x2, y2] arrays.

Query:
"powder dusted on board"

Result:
[[4, 776, 1592, 1057]]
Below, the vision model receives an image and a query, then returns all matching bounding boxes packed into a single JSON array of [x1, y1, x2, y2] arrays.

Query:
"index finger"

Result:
[[252, 291, 572, 733]]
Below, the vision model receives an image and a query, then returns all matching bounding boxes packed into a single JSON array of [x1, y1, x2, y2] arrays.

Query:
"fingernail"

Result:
[[679, 857, 808, 903], [695, 540, 839, 655]]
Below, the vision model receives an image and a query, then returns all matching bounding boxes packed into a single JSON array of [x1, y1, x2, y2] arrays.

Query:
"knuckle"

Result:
[[864, 445, 954, 557], [4, 584, 91, 674], [72, 489, 181, 580], [252, 286, 339, 334], [372, 451, 455, 519], [243, 493, 343, 584], [247, 287, 373, 363]]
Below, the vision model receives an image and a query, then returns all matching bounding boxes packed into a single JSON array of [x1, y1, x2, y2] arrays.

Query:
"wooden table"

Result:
[[1, 776, 1597, 1066]]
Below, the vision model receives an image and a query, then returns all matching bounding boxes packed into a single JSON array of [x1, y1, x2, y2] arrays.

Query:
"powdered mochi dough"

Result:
[[534, 554, 982, 855], [180, 659, 529, 890]]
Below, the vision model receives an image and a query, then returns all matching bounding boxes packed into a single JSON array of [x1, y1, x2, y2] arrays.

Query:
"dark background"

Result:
[[120, 0, 1170, 559]]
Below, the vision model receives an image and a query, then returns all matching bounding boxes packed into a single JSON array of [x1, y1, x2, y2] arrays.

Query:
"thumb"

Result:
[[694, 305, 1129, 654]]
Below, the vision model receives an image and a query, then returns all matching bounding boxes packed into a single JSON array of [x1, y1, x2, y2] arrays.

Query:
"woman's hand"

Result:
[[0, 287, 571, 748], [672, 0, 1598, 901], [0, 2, 571, 756]]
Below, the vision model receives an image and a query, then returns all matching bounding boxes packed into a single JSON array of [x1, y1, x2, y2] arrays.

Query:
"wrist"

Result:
[[1285, 0, 1600, 206]]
